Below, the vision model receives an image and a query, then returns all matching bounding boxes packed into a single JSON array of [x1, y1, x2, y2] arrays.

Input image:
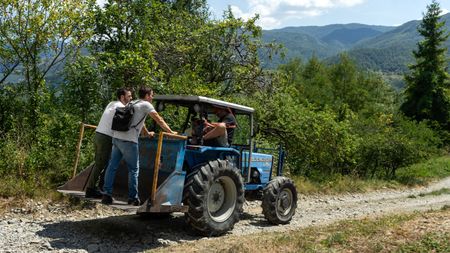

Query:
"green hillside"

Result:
[[271, 23, 392, 38], [262, 13, 450, 74], [262, 23, 395, 67], [322, 27, 384, 46], [345, 14, 450, 73]]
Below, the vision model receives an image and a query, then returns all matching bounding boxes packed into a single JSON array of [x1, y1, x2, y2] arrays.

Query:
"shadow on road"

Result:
[[37, 214, 200, 252], [37, 210, 268, 252]]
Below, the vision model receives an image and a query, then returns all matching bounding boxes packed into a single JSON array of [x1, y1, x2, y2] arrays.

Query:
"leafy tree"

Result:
[[276, 55, 395, 118], [158, 0, 208, 18], [301, 56, 334, 107], [192, 10, 279, 96], [0, 0, 94, 132], [329, 54, 378, 117], [90, 1, 277, 97], [401, 0, 450, 130], [0, 39, 19, 84], [355, 114, 441, 178], [61, 55, 104, 122], [254, 56, 428, 179], [254, 85, 358, 177]]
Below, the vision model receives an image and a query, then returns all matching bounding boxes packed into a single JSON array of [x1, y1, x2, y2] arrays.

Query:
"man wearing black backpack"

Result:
[[102, 87, 175, 206], [85, 88, 132, 198]]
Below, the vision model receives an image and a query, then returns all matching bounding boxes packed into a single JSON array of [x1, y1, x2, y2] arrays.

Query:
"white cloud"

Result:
[[442, 8, 449, 15], [260, 16, 283, 28], [230, 5, 246, 18], [96, 0, 107, 7], [230, 0, 365, 29]]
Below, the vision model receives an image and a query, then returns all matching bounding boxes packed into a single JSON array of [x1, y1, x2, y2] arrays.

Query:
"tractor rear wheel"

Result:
[[262, 176, 297, 224], [183, 159, 244, 236]]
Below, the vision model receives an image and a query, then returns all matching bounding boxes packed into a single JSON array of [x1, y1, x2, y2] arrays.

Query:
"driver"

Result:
[[202, 107, 237, 147]]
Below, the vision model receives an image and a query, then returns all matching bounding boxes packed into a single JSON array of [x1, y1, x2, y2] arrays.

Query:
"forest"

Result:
[[0, 0, 449, 197]]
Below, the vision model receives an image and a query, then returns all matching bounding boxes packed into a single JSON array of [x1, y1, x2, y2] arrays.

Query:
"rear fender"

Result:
[[184, 145, 240, 174]]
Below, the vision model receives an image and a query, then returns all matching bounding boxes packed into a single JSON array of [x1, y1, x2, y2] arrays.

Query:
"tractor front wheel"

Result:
[[183, 159, 244, 236], [262, 176, 297, 224]]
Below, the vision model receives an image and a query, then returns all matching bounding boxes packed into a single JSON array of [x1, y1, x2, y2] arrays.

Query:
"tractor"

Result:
[[58, 95, 297, 236]]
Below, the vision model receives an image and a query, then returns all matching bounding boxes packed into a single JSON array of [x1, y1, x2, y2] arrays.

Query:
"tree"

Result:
[[89, 1, 278, 97], [61, 55, 104, 122], [401, 0, 450, 129], [0, 0, 94, 132]]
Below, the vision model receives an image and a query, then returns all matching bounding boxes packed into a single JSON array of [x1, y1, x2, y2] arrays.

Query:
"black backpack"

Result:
[[111, 101, 145, 131]]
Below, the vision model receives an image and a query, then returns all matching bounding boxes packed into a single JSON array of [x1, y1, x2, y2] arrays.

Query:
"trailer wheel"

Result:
[[262, 176, 297, 224], [183, 159, 244, 236]]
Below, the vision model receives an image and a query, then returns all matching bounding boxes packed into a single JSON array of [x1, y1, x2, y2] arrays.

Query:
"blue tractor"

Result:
[[58, 95, 297, 236]]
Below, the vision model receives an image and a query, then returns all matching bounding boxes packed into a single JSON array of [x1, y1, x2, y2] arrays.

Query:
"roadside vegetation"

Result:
[[0, 0, 449, 201], [153, 207, 450, 253], [289, 155, 450, 195]]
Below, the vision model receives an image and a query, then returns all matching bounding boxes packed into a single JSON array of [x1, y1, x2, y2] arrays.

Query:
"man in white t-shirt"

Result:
[[85, 88, 132, 198], [102, 87, 175, 205]]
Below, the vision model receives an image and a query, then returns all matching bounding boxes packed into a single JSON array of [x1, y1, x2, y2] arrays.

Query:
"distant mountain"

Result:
[[336, 19, 424, 73], [271, 23, 392, 38], [262, 13, 450, 74], [322, 27, 384, 46], [262, 31, 333, 61], [261, 23, 395, 68]]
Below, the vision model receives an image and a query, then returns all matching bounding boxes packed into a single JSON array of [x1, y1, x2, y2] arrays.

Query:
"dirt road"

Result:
[[1, 177, 449, 252]]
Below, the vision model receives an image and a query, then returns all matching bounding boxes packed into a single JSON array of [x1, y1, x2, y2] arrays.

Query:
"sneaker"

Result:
[[101, 195, 114, 205], [127, 198, 141, 206], [85, 188, 102, 199]]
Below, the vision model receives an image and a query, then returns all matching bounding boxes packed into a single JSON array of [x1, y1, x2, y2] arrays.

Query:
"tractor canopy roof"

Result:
[[153, 95, 255, 115]]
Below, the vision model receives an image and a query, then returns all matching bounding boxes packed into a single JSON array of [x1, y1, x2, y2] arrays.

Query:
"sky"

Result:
[[207, 0, 450, 29], [95, 0, 450, 30]]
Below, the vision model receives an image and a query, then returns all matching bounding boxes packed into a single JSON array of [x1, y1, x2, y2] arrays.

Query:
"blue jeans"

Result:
[[103, 138, 139, 200]]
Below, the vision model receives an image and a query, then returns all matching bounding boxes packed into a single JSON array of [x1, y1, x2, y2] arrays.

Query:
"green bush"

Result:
[[255, 55, 443, 181], [255, 90, 358, 178], [355, 114, 441, 178], [0, 107, 94, 195], [396, 156, 450, 185]]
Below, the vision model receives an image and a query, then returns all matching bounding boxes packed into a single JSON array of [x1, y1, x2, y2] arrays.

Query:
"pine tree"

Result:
[[401, 0, 450, 129]]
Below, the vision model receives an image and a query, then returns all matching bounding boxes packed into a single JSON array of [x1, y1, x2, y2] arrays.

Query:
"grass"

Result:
[[0, 173, 66, 213], [152, 207, 450, 253], [417, 188, 450, 197], [0, 156, 449, 204], [0, 175, 51, 198], [396, 156, 450, 186], [398, 232, 450, 253], [291, 174, 401, 195], [290, 155, 450, 195]]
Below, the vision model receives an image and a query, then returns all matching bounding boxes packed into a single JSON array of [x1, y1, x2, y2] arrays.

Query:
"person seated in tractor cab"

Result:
[[188, 117, 203, 145], [202, 107, 237, 147]]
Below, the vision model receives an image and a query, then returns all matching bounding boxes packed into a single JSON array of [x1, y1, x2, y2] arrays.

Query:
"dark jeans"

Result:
[[103, 138, 139, 200], [86, 132, 112, 189]]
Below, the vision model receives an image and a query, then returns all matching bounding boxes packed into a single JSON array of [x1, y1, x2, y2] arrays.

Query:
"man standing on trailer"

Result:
[[85, 87, 132, 198], [102, 86, 176, 206]]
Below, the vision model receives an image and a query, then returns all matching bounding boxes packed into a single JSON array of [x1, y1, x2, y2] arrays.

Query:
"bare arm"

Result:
[[149, 111, 175, 134], [140, 124, 155, 137], [203, 119, 224, 128]]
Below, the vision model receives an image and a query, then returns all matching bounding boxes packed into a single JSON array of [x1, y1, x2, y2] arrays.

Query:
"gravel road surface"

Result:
[[1, 177, 449, 252]]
